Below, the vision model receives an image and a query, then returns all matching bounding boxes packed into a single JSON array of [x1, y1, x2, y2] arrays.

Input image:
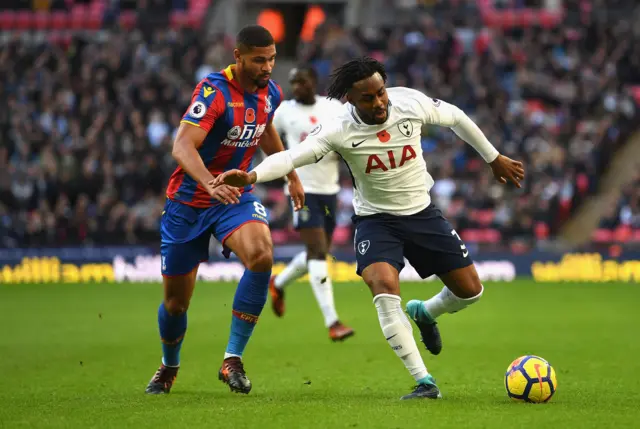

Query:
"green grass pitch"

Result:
[[1, 280, 639, 428]]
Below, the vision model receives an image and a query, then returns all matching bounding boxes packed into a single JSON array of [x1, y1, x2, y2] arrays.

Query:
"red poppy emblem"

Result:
[[377, 130, 391, 142], [309, 115, 318, 124], [245, 108, 256, 123]]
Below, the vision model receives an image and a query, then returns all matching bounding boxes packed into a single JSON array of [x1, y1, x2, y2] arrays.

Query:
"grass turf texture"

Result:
[[1, 280, 639, 429]]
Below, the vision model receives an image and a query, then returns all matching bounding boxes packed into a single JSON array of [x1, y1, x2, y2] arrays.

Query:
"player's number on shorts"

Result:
[[253, 201, 267, 217], [451, 229, 469, 258]]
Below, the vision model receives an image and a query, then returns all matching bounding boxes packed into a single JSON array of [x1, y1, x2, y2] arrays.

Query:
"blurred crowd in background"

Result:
[[1, 0, 640, 250]]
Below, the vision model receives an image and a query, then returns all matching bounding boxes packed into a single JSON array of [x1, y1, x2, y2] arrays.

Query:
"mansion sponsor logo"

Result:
[[221, 124, 266, 148]]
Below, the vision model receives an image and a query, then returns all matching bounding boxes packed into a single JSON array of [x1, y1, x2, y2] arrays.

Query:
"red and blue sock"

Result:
[[224, 269, 270, 358], [158, 303, 187, 367]]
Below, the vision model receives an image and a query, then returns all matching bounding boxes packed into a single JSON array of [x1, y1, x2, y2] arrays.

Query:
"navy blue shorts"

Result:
[[160, 193, 269, 276], [352, 204, 472, 278], [291, 193, 337, 237]]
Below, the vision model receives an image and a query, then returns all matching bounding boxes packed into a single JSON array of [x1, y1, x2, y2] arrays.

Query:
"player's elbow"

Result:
[[171, 139, 188, 163]]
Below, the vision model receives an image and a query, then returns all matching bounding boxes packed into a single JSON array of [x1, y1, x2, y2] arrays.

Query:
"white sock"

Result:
[[423, 285, 484, 319], [274, 251, 308, 289], [223, 352, 241, 360], [374, 294, 428, 382], [308, 259, 339, 327]]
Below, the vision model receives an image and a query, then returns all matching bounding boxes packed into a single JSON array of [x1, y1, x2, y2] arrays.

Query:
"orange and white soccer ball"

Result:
[[505, 355, 557, 403]]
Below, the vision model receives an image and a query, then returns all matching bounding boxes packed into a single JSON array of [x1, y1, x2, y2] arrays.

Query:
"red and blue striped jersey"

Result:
[[166, 65, 284, 208]]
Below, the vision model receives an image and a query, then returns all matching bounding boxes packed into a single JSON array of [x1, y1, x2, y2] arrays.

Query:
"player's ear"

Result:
[[233, 48, 241, 62]]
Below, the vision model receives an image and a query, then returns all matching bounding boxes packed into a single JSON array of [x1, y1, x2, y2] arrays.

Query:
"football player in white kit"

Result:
[[270, 66, 355, 341], [213, 57, 525, 400]]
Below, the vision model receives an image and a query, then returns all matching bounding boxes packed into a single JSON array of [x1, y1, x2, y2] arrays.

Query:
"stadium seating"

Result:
[[1, 1, 639, 250], [0, 0, 212, 32]]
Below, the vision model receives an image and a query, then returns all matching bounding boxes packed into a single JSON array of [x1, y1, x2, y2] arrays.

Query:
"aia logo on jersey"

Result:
[[365, 145, 417, 174], [376, 130, 391, 142], [265, 95, 273, 113], [397, 120, 413, 138], [245, 108, 256, 123]]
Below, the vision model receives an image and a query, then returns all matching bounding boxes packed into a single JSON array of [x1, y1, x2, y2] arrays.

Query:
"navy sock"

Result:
[[225, 269, 271, 358], [158, 303, 187, 367]]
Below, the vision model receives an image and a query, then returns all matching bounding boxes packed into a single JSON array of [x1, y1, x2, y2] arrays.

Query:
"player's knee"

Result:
[[245, 244, 273, 272], [364, 270, 400, 296], [164, 297, 189, 315]]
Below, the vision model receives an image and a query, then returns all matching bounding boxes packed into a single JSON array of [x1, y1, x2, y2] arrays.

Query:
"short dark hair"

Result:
[[327, 57, 387, 100], [236, 25, 274, 51], [290, 64, 318, 82]]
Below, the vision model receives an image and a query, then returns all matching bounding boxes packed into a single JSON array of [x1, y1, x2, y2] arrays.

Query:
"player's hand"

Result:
[[211, 169, 256, 188], [489, 155, 525, 188], [287, 175, 305, 211], [207, 184, 242, 205]]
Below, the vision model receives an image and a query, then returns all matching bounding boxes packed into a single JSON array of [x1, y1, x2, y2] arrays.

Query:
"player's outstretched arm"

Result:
[[259, 122, 305, 208], [418, 94, 525, 187], [173, 124, 241, 203], [212, 134, 330, 210]]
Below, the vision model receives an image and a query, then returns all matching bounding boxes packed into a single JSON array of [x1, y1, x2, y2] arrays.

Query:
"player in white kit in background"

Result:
[[269, 66, 355, 341], [213, 57, 525, 400]]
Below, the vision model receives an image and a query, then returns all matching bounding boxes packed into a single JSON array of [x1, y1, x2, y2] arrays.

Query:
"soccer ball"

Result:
[[505, 355, 557, 403]]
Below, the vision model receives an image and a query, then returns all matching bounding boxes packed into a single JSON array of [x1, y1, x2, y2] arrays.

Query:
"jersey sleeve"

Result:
[[409, 88, 461, 127], [181, 79, 225, 133], [409, 88, 499, 163], [252, 122, 339, 183], [295, 122, 337, 165], [274, 82, 285, 109], [272, 102, 286, 135]]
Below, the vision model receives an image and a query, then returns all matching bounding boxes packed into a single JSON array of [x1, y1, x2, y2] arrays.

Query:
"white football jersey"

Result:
[[272, 96, 345, 195], [283, 87, 499, 216]]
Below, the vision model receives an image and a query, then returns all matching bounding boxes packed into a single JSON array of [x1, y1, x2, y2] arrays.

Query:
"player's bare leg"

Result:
[[218, 222, 273, 394], [363, 262, 441, 400], [146, 266, 198, 394], [406, 265, 483, 355]]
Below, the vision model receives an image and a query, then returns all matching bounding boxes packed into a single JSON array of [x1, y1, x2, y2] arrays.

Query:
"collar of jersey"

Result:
[[223, 64, 269, 95], [349, 104, 364, 125], [223, 65, 243, 92]]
